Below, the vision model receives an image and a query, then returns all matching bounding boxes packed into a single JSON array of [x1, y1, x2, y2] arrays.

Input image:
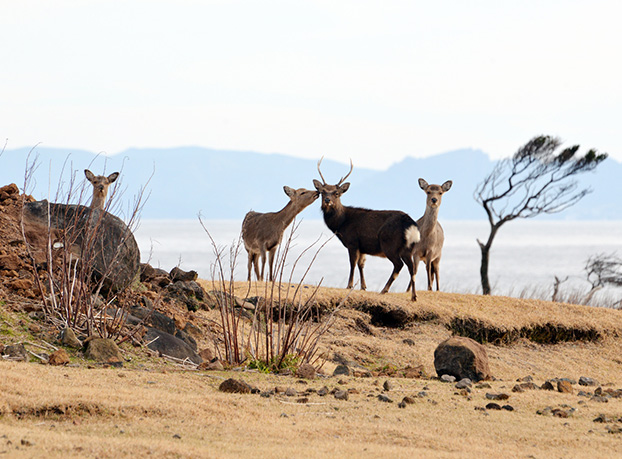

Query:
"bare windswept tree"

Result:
[[474, 135, 607, 295], [586, 253, 622, 289]]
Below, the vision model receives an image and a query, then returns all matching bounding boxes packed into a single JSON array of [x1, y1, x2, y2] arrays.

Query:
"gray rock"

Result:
[[3, 344, 29, 361], [144, 327, 202, 365], [579, 376, 599, 387], [59, 327, 82, 349], [219, 378, 251, 394], [84, 338, 123, 364], [334, 390, 349, 401], [383, 380, 394, 391], [333, 364, 351, 376], [455, 378, 472, 389], [440, 374, 456, 383], [377, 394, 393, 403]]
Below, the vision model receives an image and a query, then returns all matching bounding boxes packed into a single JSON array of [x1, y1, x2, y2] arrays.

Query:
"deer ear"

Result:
[[339, 182, 350, 193], [107, 172, 120, 183], [441, 180, 453, 192], [85, 169, 95, 182], [418, 178, 428, 190], [283, 186, 295, 197], [312, 179, 323, 191]]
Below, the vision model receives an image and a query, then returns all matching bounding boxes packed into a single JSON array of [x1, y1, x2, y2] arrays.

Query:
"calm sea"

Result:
[[133, 219, 622, 304]]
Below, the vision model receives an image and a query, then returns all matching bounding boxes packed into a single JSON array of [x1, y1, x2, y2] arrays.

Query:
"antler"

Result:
[[317, 156, 328, 185], [337, 158, 354, 186]]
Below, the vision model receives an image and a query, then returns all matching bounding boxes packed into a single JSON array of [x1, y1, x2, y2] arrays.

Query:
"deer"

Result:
[[84, 169, 119, 210], [242, 186, 319, 282], [313, 158, 420, 301], [408, 178, 452, 291]]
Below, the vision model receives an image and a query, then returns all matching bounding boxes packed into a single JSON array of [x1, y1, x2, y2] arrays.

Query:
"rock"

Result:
[[579, 376, 599, 387], [517, 375, 533, 382], [170, 266, 198, 282], [219, 378, 251, 394], [485, 403, 502, 410], [3, 344, 29, 361], [23, 201, 140, 294], [383, 380, 394, 391], [143, 327, 202, 365], [128, 306, 176, 335], [198, 359, 224, 371], [59, 327, 82, 348], [512, 382, 539, 392], [440, 374, 456, 383], [593, 414, 612, 423], [557, 380, 573, 394], [377, 394, 393, 403], [48, 349, 70, 366], [401, 396, 416, 405], [84, 338, 123, 364], [591, 395, 609, 403], [456, 378, 472, 389], [285, 388, 297, 397], [165, 281, 208, 311], [317, 386, 329, 397], [334, 390, 349, 401], [541, 380, 555, 391], [502, 405, 514, 411], [402, 338, 416, 346], [0, 253, 23, 271], [486, 393, 510, 401], [333, 364, 351, 376], [402, 365, 425, 379], [434, 336, 491, 382], [174, 329, 198, 351], [296, 363, 316, 380], [199, 348, 214, 362]]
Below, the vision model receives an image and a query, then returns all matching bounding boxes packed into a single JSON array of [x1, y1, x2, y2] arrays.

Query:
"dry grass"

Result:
[[2, 285, 622, 458]]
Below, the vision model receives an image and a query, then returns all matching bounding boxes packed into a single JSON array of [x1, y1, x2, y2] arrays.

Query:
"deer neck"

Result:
[[90, 195, 106, 210], [275, 200, 303, 228], [419, 205, 440, 236], [322, 203, 346, 232]]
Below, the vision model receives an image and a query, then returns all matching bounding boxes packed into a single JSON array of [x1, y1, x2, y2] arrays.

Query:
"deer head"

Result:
[[85, 169, 119, 210], [418, 178, 452, 209], [313, 157, 353, 212], [283, 186, 319, 209]]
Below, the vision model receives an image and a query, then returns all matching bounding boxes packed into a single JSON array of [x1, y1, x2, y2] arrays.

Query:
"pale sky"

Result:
[[2, 0, 621, 169]]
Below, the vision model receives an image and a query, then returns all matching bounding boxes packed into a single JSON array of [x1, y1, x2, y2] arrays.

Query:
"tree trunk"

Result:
[[479, 243, 491, 295]]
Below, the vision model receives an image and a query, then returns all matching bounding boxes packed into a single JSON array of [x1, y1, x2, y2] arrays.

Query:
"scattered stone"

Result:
[[170, 266, 198, 282], [333, 364, 351, 376], [607, 425, 622, 434], [512, 382, 539, 392], [84, 338, 123, 364], [377, 394, 393, 403], [541, 381, 555, 391], [485, 403, 502, 410], [502, 405, 514, 412], [434, 336, 491, 382], [416, 391, 428, 398], [297, 397, 309, 404], [593, 414, 613, 423], [317, 386, 329, 397], [143, 327, 202, 365], [401, 365, 425, 379], [579, 376, 599, 387], [557, 380, 573, 394], [590, 395, 609, 403], [401, 396, 416, 405], [58, 327, 82, 349], [347, 388, 360, 395], [456, 378, 472, 389], [198, 359, 224, 371], [218, 378, 251, 394], [475, 382, 492, 389], [48, 349, 70, 366], [334, 390, 349, 401], [337, 379, 347, 385], [440, 374, 456, 383], [537, 405, 576, 418], [398, 401, 407, 409], [402, 338, 415, 346], [486, 393, 510, 401], [383, 380, 394, 391], [517, 375, 533, 382], [2, 344, 29, 361], [296, 363, 316, 380], [285, 388, 297, 397]]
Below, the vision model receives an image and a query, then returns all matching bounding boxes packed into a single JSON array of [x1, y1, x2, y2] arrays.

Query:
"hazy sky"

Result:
[[2, 0, 621, 169]]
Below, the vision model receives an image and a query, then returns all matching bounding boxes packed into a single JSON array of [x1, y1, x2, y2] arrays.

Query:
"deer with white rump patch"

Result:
[[84, 169, 119, 210], [409, 178, 452, 291], [242, 186, 319, 282], [313, 158, 420, 301]]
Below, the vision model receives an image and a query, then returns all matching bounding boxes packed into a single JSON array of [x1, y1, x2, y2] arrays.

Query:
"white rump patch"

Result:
[[405, 225, 421, 246]]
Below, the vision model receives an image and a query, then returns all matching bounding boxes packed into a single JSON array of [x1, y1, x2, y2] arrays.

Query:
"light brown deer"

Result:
[[85, 169, 119, 210], [242, 186, 319, 282], [314, 159, 420, 301], [411, 178, 452, 291]]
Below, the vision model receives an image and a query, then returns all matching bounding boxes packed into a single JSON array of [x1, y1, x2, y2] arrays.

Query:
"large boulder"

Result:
[[23, 201, 140, 294], [434, 336, 491, 382], [144, 327, 202, 365]]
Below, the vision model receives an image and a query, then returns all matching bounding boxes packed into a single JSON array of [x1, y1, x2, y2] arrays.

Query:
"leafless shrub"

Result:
[[19, 151, 152, 339], [199, 214, 343, 372]]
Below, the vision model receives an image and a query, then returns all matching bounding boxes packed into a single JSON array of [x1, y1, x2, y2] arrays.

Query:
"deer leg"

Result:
[[347, 249, 359, 289], [252, 253, 261, 281], [402, 253, 417, 301], [357, 254, 367, 290], [432, 258, 441, 291], [247, 252, 254, 281], [425, 260, 434, 291], [381, 256, 403, 294], [259, 248, 267, 282], [406, 254, 420, 292], [268, 247, 277, 282]]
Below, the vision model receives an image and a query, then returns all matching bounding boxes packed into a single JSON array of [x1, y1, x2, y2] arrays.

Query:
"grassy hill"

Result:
[[2, 284, 622, 458]]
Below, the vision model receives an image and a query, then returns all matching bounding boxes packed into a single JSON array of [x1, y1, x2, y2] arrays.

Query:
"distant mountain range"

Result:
[[1, 146, 620, 220]]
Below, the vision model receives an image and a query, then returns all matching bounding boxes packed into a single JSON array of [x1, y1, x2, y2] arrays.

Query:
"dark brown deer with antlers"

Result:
[[313, 158, 420, 301], [242, 186, 319, 282]]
